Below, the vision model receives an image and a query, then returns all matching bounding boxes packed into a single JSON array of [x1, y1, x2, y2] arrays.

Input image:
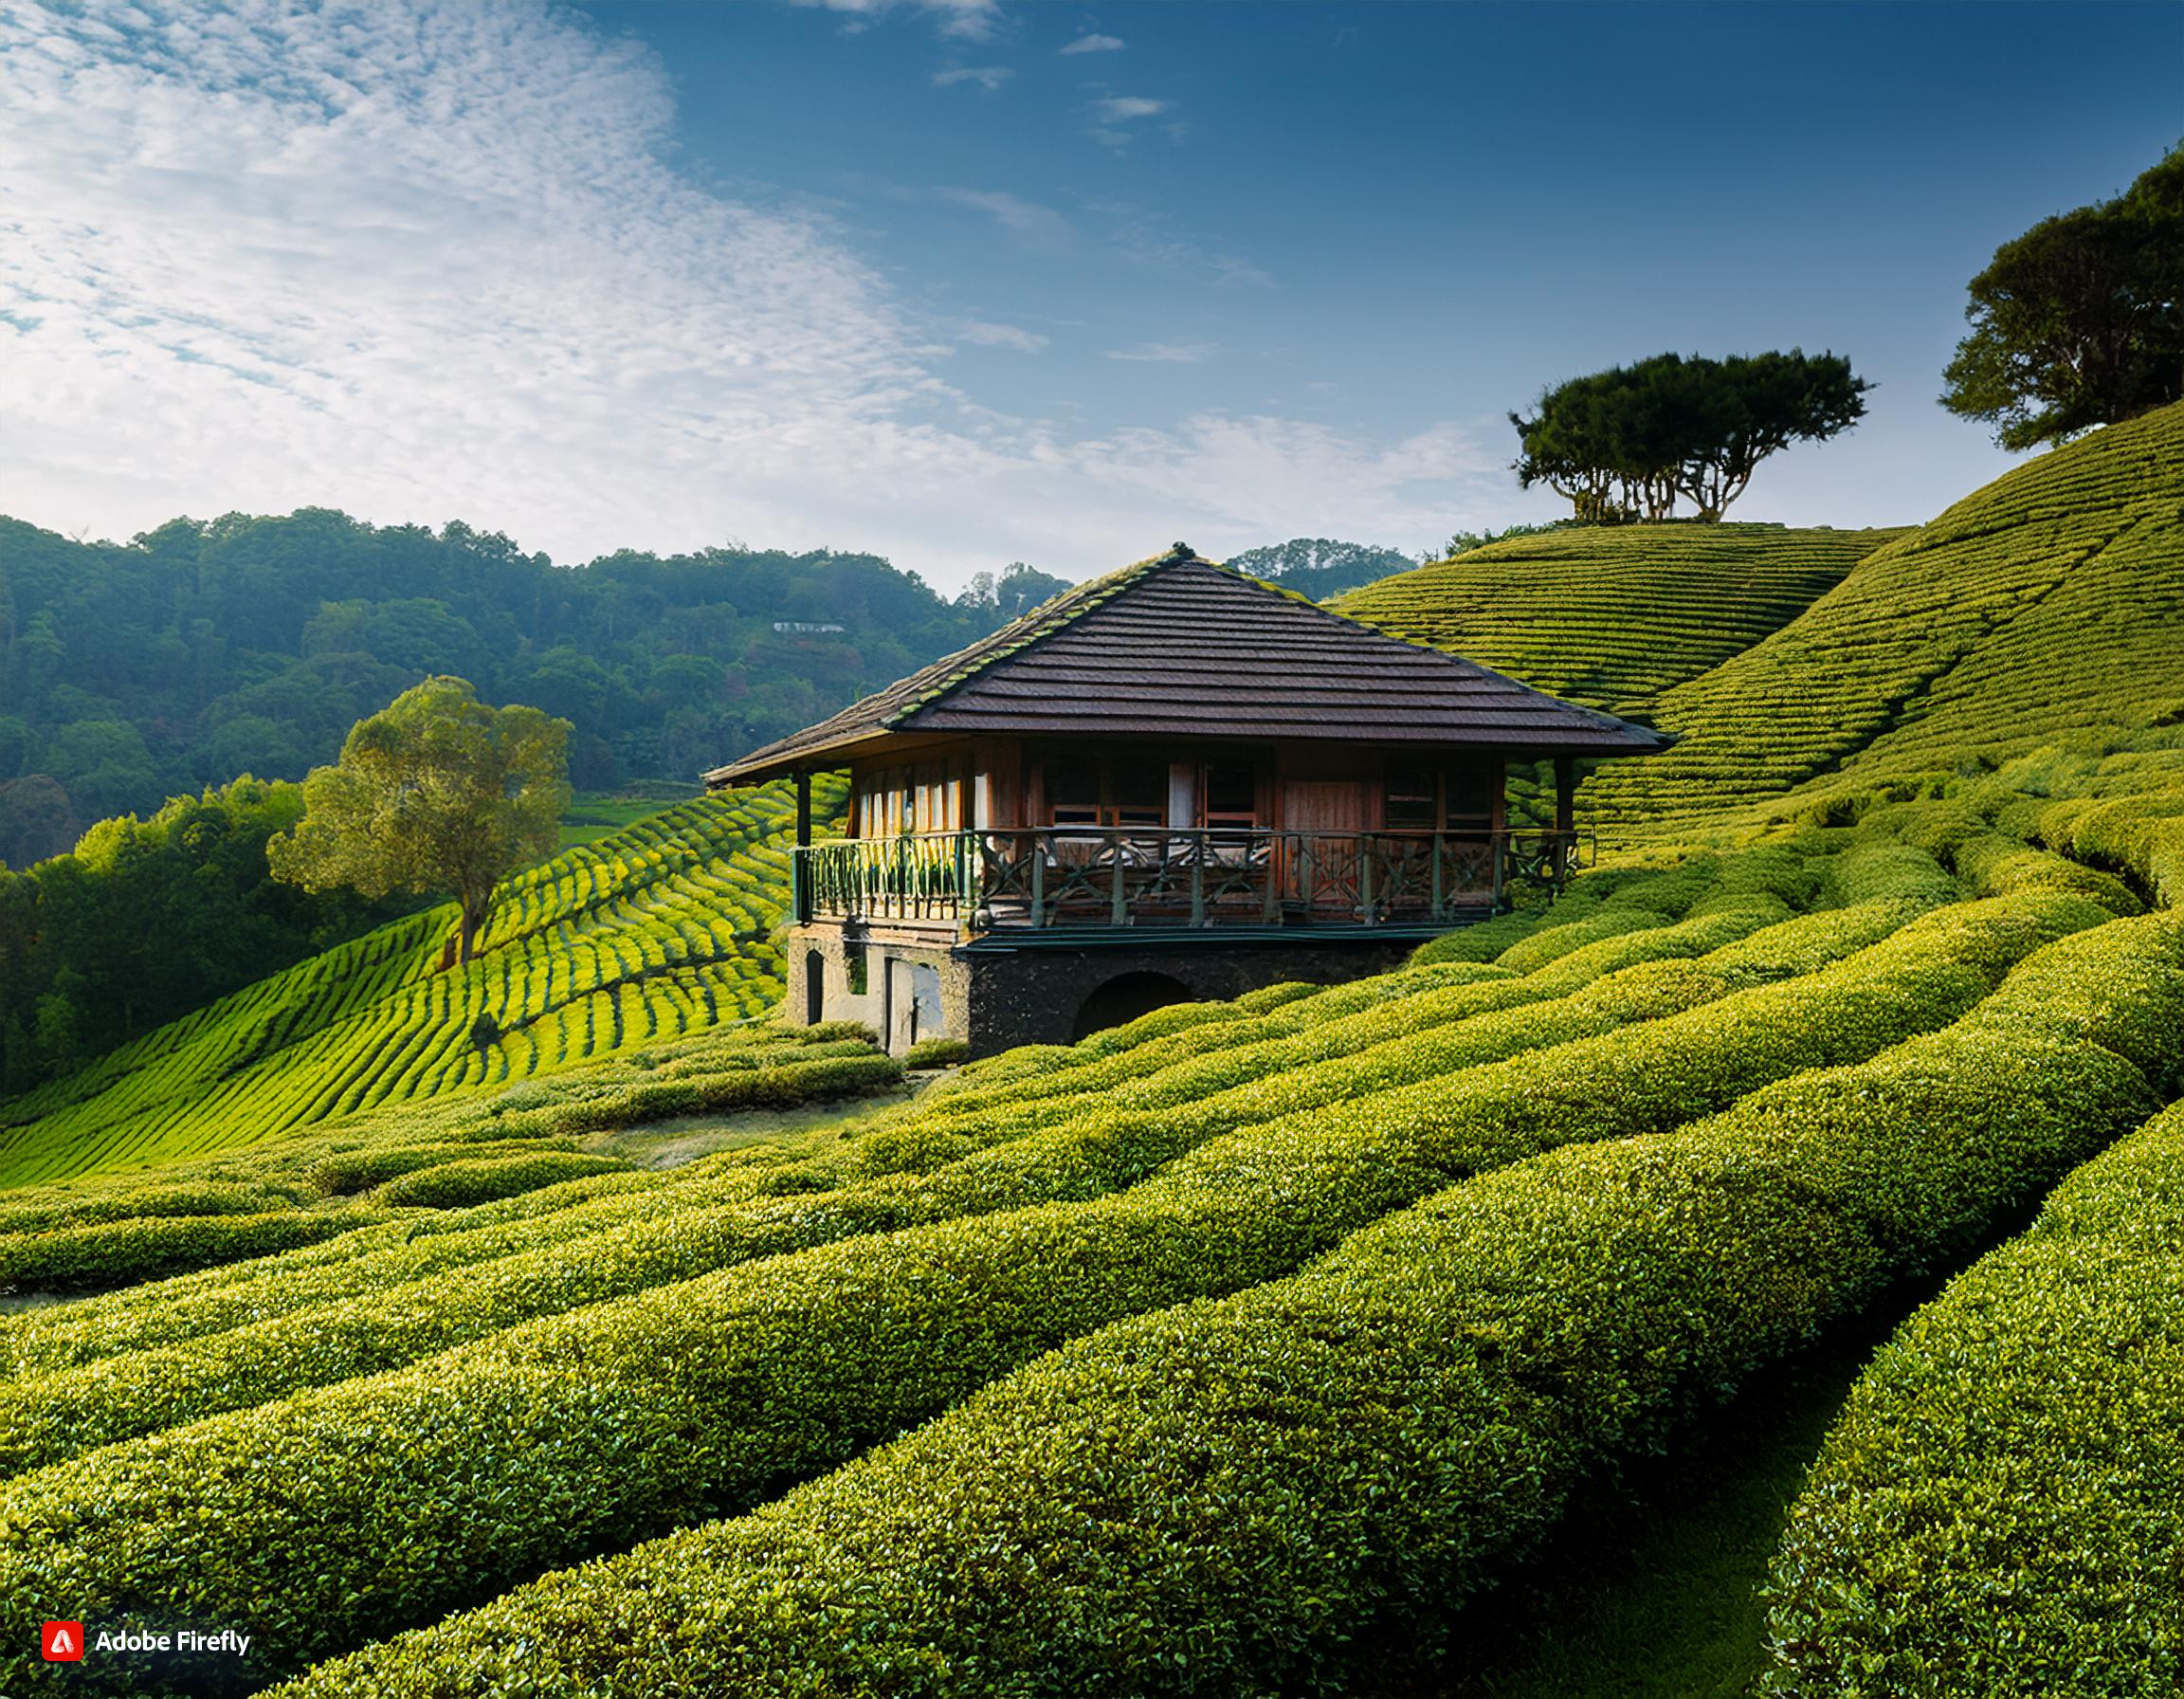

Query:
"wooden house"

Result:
[[705, 544, 1663, 1054]]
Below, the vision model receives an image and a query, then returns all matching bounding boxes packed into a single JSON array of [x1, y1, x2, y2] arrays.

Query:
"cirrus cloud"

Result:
[[0, 0, 1514, 587]]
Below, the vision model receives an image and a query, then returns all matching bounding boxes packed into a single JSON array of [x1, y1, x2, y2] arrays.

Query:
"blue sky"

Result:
[[2, 1, 2176, 590]]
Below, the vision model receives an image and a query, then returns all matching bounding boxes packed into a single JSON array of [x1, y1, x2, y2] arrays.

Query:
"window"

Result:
[[1044, 757, 1169, 828], [1203, 765, 1258, 828], [1110, 759, 1165, 828], [1447, 764, 1498, 832], [1384, 766, 1437, 831], [1046, 758, 1100, 826]]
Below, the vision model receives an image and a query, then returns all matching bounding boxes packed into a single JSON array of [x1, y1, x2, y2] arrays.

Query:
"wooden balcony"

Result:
[[792, 827, 1590, 939]]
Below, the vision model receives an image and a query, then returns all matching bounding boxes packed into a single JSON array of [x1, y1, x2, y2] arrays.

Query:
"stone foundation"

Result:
[[784, 921, 1426, 1056]]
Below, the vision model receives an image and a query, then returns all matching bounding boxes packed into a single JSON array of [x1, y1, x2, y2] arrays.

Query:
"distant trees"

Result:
[[955, 561, 1072, 620], [1941, 143, 2184, 449], [269, 679, 571, 968], [1224, 539, 1418, 601], [0, 512, 1060, 847], [1427, 521, 1576, 561], [1511, 351, 1871, 522]]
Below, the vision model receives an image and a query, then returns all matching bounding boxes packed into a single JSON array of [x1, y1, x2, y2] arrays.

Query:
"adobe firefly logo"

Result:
[[42, 1619, 85, 1662]]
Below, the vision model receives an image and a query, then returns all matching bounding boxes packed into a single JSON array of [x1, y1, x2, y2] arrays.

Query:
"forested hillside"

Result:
[[0, 511, 1065, 865]]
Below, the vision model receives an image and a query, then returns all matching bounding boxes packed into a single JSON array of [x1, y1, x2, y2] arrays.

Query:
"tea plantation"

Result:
[[1332, 521, 1895, 722], [1585, 401, 2184, 835], [0, 776, 845, 1188], [0, 407, 2179, 1696]]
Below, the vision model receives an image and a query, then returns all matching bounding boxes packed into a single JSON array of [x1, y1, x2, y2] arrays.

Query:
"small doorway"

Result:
[[803, 951, 826, 1025], [909, 962, 944, 1045]]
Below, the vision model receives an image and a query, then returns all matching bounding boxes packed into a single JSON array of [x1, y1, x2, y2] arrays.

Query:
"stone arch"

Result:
[[803, 951, 826, 1025], [1070, 970, 1195, 1042]]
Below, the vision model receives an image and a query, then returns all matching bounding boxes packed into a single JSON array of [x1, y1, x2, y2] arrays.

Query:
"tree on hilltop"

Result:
[[269, 678, 571, 968], [1941, 142, 2184, 449], [1512, 351, 1870, 522], [1225, 539, 1418, 600]]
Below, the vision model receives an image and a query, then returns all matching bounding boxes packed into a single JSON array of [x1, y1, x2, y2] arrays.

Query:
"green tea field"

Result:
[[0, 777, 844, 1188], [1333, 521, 1898, 723], [0, 408, 2180, 1697]]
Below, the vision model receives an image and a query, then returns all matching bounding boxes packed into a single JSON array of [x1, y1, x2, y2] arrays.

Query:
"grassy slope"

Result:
[[0, 779, 835, 1188], [1330, 524, 1894, 722], [1583, 403, 2184, 834]]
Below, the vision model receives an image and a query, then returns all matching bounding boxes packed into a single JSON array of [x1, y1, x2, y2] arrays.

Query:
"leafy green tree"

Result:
[[1671, 351, 1871, 520], [270, 679, 571, 966], [1941, 143, 2184, 449], [1511, 351, 1869, 522]]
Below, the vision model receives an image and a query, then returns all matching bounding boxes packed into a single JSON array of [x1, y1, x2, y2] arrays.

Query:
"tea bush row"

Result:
[[274, 908, 2183, 1699], [0, 1210, 378, 1297], [1762, 1094, 2184, 1696], [0, 904, 1828, 1472], [0, 1051, 892, 1295], [0, 894, 2085, 1691]]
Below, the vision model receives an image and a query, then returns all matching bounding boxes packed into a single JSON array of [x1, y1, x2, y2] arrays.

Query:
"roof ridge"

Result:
[[879, 547, 1207, 728], [703, 542, 1665, 787]]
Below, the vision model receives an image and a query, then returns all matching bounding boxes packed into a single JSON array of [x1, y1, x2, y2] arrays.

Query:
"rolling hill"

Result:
[[1583, 401, 2184, 833], [0, 778, 841, 1187], [0, 406, 2178, 1697], [1331, 522, 1897, 722]]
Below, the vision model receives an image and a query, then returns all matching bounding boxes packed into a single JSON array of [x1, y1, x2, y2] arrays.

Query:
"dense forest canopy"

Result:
[[0, 509, 1067, 866], [0, 777, 414, 1093]]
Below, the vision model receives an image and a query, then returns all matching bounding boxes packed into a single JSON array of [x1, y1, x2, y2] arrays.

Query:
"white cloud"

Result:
[[0, 0, 1515, 590], [932, 64, 1011, 90], [1106, 341, 1220, 364], [926, 186, 1072, 247], [788, 0, 1003, 42], [956, 321, 1049, 352], [1059, 33, 1125, 54], [1088, 95, 1167, 121]]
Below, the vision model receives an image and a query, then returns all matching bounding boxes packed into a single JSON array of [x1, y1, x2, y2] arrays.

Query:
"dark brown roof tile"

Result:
[[704, 547, 1664, 784]]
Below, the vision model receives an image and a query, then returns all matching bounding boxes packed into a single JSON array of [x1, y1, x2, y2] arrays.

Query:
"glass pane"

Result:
[[1047, 758, 1098, 825], [1047, 759, 1097, 806], [1447, 766, 1497, 830]]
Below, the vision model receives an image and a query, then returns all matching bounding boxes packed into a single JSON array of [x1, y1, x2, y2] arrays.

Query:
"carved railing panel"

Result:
[[796, 828, 1591, 931]]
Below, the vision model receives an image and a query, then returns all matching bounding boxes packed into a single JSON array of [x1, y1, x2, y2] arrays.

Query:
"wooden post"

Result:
[[1553, 758, 1575, 883], [793, 771, 814, 923]]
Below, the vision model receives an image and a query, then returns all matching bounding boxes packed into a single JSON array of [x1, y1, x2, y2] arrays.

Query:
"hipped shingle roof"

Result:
[[704, 545, 1665, 785]]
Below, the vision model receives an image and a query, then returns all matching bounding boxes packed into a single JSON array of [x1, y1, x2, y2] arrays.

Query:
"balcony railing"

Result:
[[792, 827, 1590, 934]]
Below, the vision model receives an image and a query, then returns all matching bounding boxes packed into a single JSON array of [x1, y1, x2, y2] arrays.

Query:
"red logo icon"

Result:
[[42, 1620, 84, 1661]]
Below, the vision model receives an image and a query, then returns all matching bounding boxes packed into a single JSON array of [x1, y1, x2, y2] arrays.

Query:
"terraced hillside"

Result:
[[1331, 523, 1894, 722], [0, 755, 2175, 1697], [0, 779, 839, 1188], [1585, 402, 2184, 833]]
